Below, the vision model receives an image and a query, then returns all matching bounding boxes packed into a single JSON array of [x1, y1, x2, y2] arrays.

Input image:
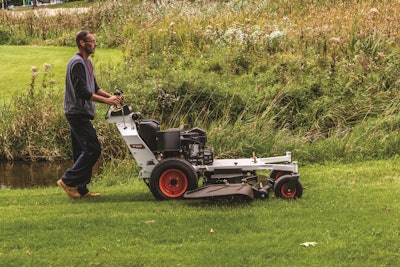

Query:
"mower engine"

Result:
[[137, 119, 214, 165]]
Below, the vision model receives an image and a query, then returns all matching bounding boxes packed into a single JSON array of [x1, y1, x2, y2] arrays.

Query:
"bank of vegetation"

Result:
[[1, 0, 400, 164]]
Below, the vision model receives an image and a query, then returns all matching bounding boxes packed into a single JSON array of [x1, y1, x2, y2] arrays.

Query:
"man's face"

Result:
[[83, 34, 97, 55]]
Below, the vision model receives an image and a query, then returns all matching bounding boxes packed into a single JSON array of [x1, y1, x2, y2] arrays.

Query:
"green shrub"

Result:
[[0, 28, 10, 44], [3, 0, 400, 163]]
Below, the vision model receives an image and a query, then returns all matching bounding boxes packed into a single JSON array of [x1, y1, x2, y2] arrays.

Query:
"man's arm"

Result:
[[71, 63, 122, 106], [91, 89, 122, 106]]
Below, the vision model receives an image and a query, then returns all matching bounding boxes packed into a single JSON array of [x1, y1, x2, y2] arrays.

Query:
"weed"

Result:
[[2, 1, 400, 163]]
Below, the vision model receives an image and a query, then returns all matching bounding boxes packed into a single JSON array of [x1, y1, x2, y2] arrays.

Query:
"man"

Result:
[[57, 30, 122, 198]]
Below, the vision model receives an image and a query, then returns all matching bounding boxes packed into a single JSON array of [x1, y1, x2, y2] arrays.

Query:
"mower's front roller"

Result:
[[149, 158, 199, 200]]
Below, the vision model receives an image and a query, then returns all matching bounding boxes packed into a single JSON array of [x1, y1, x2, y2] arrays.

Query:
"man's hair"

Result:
[[75, 30, 93, 47]]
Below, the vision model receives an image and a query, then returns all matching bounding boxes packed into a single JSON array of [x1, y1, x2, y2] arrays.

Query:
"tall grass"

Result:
[[0, 64, 68, 161], [1, 0, 400, 163]]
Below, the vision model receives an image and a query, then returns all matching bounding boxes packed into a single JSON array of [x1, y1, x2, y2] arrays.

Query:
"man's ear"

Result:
[[79, 40, 85, 48]]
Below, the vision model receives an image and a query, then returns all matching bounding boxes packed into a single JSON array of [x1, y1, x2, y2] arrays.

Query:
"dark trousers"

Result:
[[62, 115, 101, 195]]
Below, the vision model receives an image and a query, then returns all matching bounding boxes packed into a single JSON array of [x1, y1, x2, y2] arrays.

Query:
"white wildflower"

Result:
[[369, 8, 378, 14], [43, 63, 52, 71], [330, 37, 341, 44], [269, 30, 284, 40]]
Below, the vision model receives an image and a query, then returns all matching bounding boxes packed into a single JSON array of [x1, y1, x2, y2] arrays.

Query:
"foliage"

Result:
[[0, 64, 69, 161], [1, 0, 400, 163]]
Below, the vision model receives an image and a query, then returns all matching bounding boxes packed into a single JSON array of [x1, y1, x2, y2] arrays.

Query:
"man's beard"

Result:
[[84, 45, 95, 56]]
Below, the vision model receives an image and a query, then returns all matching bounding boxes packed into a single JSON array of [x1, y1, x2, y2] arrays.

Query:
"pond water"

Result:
[[0, 161, 102, 189]]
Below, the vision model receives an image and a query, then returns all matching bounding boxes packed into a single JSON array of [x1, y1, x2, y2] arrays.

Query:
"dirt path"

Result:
[[7, 7, 88, 17]]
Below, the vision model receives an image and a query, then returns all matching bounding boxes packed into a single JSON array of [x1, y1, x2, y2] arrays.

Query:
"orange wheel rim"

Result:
[[159, 169, 188, 198], [281, 183, 296, 198]]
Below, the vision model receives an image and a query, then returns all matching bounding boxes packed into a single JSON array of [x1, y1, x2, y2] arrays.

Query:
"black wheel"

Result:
[[274, 175, 303, 199], [270, 170, 291, 180], [149, 158, 198, 200]]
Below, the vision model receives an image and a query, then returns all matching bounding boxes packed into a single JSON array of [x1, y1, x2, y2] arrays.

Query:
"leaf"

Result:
[[300, 241, 317, 247]]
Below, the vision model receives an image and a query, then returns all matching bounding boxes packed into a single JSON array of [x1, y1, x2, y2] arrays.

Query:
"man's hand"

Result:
[[105, 95, 123, 106], [91, 89, 123, 105]]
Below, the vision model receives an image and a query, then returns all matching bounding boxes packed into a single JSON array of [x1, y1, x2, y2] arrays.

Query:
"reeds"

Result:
[[2, 0, 400, 162], [0, 64, 68, 161]]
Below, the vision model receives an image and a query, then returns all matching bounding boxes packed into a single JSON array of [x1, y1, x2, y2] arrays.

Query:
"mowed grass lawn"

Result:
[[1, 160, 399, 266], [0, 45, 122, 102]]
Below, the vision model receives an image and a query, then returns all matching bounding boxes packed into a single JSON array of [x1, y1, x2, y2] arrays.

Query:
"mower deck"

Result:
[[184, 183, 255, 200]]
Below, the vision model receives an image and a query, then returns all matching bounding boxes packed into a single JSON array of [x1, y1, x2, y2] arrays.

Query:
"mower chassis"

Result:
[[107, 109, 301, 201], [112, 119, 298, 176]]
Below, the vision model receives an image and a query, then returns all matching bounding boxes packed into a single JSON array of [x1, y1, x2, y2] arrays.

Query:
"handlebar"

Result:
[[114, 90, 124, 96]]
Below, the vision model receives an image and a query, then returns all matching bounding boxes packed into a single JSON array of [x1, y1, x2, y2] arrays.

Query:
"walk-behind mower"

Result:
[[105, 95, 303, 201]]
